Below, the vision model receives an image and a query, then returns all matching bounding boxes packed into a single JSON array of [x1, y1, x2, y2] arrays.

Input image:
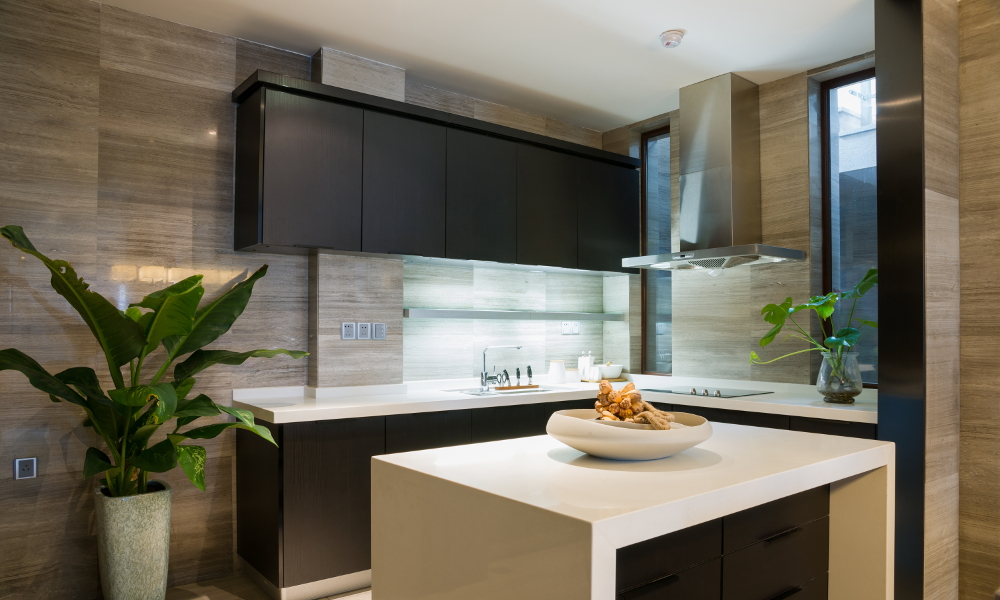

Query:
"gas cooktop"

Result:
[[641, 387, 774, 399]]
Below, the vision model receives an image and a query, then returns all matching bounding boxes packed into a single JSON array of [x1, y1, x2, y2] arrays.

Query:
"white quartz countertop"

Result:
[[374, 424, 894, 550], [232, 374, 877, 424]]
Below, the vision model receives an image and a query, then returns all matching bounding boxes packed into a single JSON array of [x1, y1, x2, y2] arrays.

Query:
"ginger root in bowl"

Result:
[[595, 380, 676, 430]]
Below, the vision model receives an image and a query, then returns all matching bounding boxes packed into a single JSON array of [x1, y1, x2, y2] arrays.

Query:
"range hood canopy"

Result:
[[623, 73, 805, 272]]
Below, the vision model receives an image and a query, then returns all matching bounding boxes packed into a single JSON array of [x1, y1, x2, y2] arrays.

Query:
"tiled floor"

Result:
[[165, 574, 371, 600]]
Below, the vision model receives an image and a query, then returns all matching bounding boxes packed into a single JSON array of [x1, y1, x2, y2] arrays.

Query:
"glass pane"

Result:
[[644, 132, 672, 373], [829, 77, 877, 383]]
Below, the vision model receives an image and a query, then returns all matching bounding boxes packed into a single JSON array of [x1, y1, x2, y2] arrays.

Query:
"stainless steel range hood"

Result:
[[623, 73, 805, 272]]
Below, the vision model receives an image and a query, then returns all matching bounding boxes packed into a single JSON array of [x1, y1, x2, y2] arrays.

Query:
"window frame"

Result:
[[639, 124, 672, 375], [820, 67, 877, 387]]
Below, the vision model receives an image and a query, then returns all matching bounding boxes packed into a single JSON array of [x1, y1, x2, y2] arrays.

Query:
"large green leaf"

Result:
[[108, 383, 177, 423], [130, 423, 162, 453], [0, 349, 86, 406], [130, 439, 177, 472], [856, 319, 879, 329], [163, 266, 269, 357], [1, 226, 146, 381], [174, 394, 221, 428], [792, 293, 839, 320], [83, 447, 114, 478], [181, 419, 275, 446], [758, 298, 793, 347], [175, 445, 207, 491], [174, 348, 308, 381], [131, 276, 205, 355], [55, 367, 121, 437], [825, 327, 862, 349], [843, 268, 878, 299], [172, 377, 196, 402]]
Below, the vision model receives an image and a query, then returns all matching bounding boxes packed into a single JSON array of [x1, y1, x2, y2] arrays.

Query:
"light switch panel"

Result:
[[357, 323, 371, 340], [373, 323, 386, 340], [561, 322, 571, 335], [572, 321, 580, 335], [342, 322, 356, 340]]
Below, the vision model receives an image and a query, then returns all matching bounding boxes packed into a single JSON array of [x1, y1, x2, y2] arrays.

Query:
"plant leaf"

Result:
[[172, 377, 196, 402], [174, 348, 308, 381], [108, 383, 177, 423], [83, 447, 114, 479], [163, 266, 269, 357], [759, 323, 784, 348], [0, 349, 86, 406], [130, 439, 177, 472], [824, 327, 862, 349], [793, 293, 839, 320], [131, 276, 205, 355], [760, 297, 793, 326], [1, 226, 146, 375], [55, 367, 121, 437], [175, 394, 221, 419], [131, 423, 161, 453], [843, 268, 878, 299], [856, 319, 879, 329], [175, 445, 207, 491], [181, 420, 275, 446]]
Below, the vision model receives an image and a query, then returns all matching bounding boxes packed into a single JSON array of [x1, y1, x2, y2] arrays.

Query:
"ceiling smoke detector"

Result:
[[659, 30, 684, 49]]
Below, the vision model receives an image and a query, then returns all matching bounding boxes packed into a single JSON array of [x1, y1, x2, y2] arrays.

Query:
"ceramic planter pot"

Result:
[[95, 481, 172, 600]]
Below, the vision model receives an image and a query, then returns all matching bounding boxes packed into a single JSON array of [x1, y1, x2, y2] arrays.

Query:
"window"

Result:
[[641, 126, 672, 374], [822, 70, 878, 384]]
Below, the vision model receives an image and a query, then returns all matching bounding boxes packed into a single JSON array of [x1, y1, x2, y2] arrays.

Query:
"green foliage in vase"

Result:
[[749, 268, 878, 366], [0, 226, 307, 496]]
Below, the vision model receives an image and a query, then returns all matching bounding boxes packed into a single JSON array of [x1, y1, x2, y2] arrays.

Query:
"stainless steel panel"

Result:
[[729, 74, 762, 246], [620, 244, 806, 270], [679, 74, 734, 176], [679, 166, 733, 250]]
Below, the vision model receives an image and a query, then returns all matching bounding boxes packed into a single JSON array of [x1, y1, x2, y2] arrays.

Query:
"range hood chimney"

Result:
[[622, 73, 805, 273]]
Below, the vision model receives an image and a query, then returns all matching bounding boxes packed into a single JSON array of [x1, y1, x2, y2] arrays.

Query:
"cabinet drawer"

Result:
[[620, 558, 721, 600], [385, 410, 472, 454], [617, 519, 722, 593], [723, 485, 829, 553], [722, 516, 829, 600], [789, 416, 877, 439], [669, 404, 790, 430]]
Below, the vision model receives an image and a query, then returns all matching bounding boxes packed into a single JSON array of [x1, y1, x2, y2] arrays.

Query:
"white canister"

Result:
[[588, 366, 602, 381], [548, 360, 566, 384], [565, 368, 580, 382]]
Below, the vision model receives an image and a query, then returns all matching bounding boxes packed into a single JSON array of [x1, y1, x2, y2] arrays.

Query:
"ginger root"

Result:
[[593, 381, 675, 430]]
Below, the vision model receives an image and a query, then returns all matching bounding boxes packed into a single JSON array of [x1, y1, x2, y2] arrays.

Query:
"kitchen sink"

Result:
[[448, 387, 560, 397]]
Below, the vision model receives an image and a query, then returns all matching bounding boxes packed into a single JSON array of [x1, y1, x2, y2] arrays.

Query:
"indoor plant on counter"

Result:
[[749, 268, 877, 403], [0, 226, 306, 600]]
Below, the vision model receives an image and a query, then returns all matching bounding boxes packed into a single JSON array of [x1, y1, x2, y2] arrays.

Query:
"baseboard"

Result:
[[243, 561, 371, 600]]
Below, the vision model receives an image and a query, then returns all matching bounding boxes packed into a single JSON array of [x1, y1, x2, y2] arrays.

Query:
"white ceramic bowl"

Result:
[[599, 364, 623, 379], [546, 409, 713, 460]]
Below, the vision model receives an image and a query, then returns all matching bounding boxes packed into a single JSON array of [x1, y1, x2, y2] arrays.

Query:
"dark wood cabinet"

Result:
[[617, 519, 722, 594], [362, 111, 447, 257], [235, 88, 364, 251], [723, 485, 830, 554], [721, 516, 829, 600], [516, 144, 579, 269], [470, 399, 593, 442], [790, 416, 877, 439], [578, 160, 641, 273], [386, 410, 472, 454], [446, 129, 517, 263], [670, 403, 791, 430], [620, 558, 722, 600]]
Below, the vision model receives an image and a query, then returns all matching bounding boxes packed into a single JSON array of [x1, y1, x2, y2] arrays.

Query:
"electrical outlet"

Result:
[[572, 321, 580, 335], [373, 323, 386, 340], [561, 322, 571, 335], [14, 457, 36, 480], [357, 323, 371, 340], [341, 322, 356, 340]]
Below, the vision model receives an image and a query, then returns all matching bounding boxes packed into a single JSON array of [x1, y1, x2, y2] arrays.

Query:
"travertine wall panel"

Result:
[[311, 46, 405, 101]]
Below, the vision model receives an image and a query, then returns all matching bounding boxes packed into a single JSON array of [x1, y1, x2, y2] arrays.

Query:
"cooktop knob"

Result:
[[714, 390, 722, 397], [690, 388, 697, 395], [702, 389, 709, 396]]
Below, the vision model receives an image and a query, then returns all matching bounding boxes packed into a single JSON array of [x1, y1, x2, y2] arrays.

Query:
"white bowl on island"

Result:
[[598, 364, 623, 379], [546, 409, 713, 460]]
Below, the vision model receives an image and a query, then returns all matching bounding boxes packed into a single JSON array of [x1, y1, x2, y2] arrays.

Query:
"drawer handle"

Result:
[[767, 586, 803, 600], [763, 526, 803, 545], [619, 574, 679, 599]]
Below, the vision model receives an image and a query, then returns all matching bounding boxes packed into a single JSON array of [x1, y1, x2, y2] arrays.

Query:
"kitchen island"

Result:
[[371, 424, 894, 600]]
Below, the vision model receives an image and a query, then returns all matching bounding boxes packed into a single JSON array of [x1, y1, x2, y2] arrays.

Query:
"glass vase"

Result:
[[817, 351, 863, 404]]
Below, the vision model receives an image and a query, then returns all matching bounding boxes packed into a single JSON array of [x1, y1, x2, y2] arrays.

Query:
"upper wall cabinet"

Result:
[[446, 129, 517, 263], [578, 160, 641, 273], [235, 88, 363, 251], [516, 144, 579, 269], [233, 72, 641, 272], [362, 112, 447, 257]]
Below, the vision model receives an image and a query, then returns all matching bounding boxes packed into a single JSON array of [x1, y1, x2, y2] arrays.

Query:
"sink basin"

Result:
[[448, 387, 559, 397]]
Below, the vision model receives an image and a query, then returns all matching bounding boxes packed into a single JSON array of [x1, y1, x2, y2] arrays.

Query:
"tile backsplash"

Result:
[[403, 263, 633, 381]]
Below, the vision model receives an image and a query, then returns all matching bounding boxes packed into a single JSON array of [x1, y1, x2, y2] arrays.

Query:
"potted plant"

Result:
[[0, 226, 307, 600], [749, 268, 878, 403]]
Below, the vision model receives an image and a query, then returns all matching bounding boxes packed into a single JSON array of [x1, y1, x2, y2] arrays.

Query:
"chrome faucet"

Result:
[[481, 345, 522, 392]]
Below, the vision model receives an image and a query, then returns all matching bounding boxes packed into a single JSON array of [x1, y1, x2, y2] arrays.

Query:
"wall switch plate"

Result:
[[357, 323, 371, 340], [14, 457, 36, 480], [373, 323, 386, 340], [572, 321, 580, 335], [561, 322, 571, 335], [341, 322, 356, 340]]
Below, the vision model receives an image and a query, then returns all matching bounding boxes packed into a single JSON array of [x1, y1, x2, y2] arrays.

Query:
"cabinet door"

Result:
[[236, 423, 282, 586], [617, 518, 722, 594], [517, 144, 578, 268], [363, 111, 446, 256], [385, 410, 472, 454], [446, 129, 517, 262], [670, 404, 790, 430], [722, 516, 829, 600], [259, 90, 363, 250], [471, 403, 552, 442], [281, 417, 385, 586], [578, 160, 641, 273], [789, 416, 877, 439], [620, 558, 721, 600]]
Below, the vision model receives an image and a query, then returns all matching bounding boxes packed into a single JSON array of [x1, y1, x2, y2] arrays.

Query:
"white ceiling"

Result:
[[102, 0, 874, 131]]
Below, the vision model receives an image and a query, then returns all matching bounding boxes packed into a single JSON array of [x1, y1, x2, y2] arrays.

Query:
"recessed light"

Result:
[[659, 30, 684, 49]]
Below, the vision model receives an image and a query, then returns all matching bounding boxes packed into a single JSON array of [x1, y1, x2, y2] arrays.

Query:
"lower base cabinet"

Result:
[[654, 403, 876, 439], [616, 486, 830, 600]]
